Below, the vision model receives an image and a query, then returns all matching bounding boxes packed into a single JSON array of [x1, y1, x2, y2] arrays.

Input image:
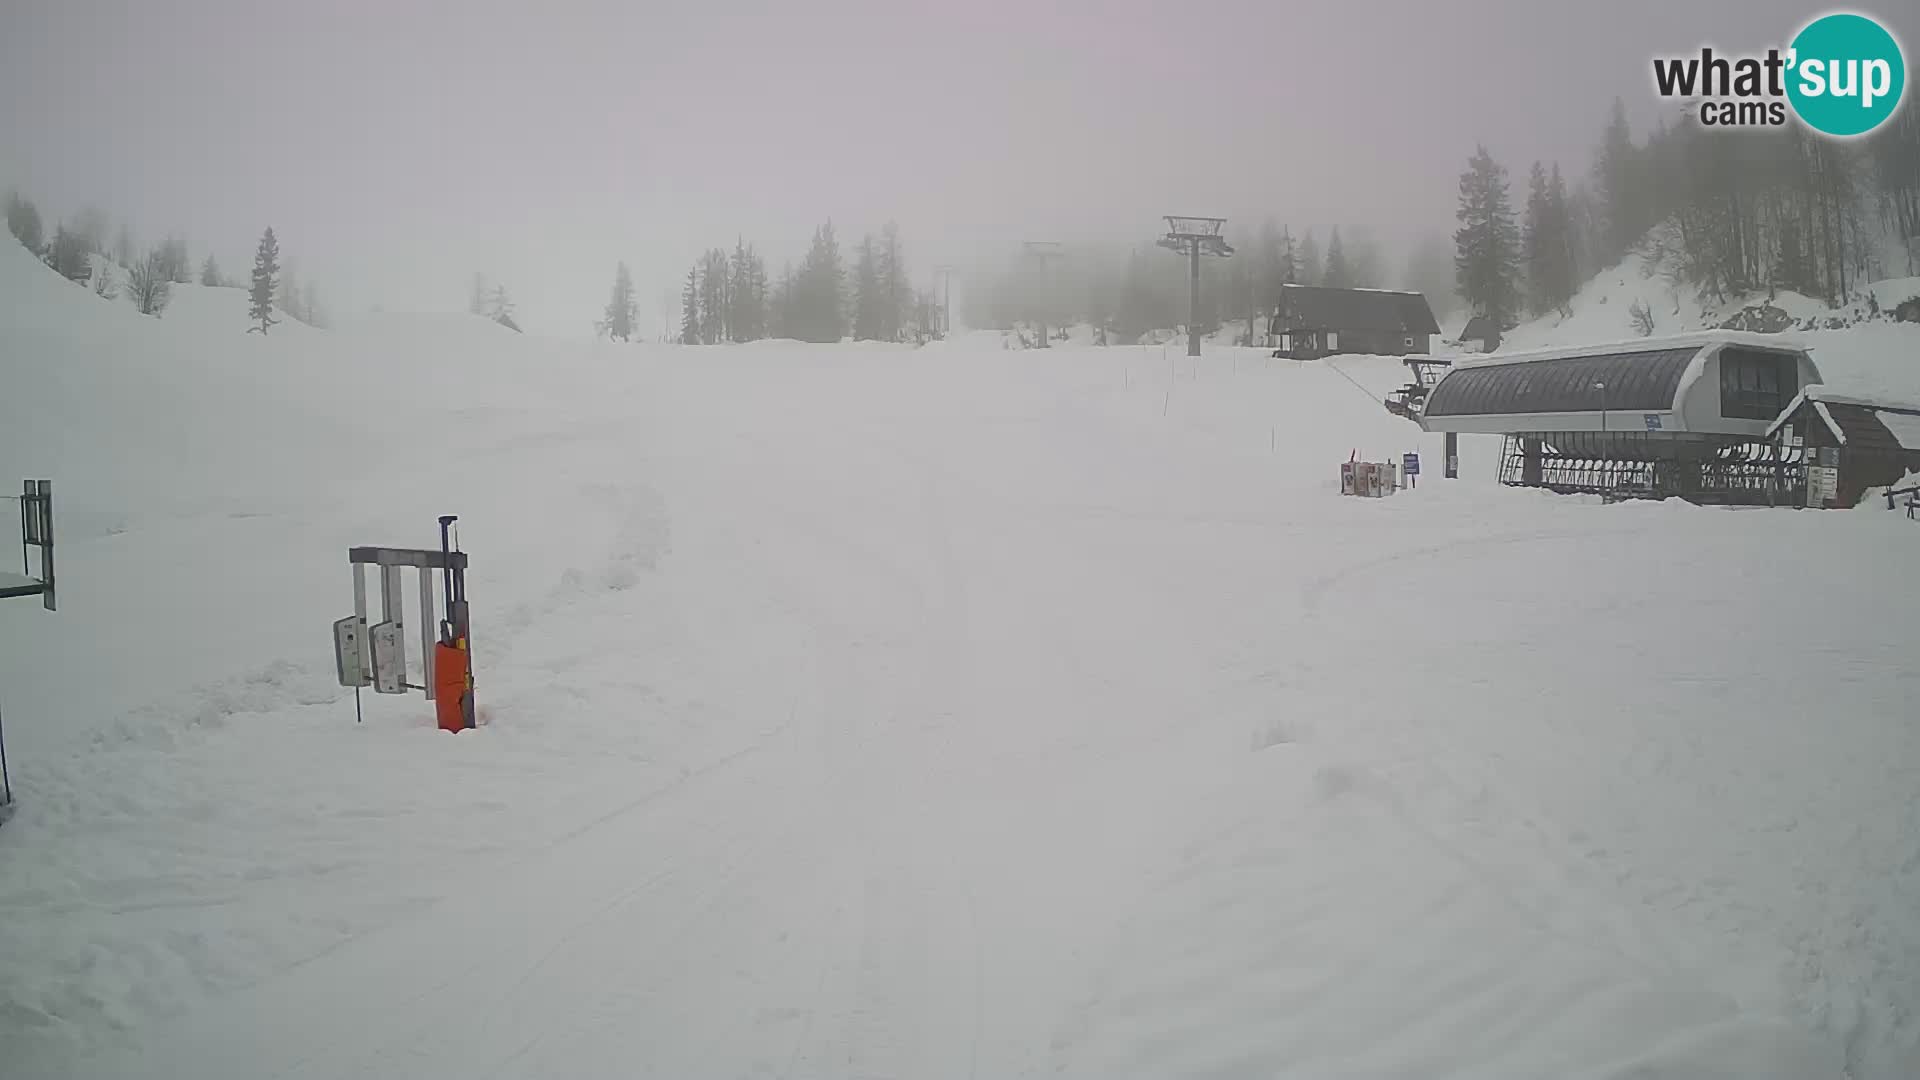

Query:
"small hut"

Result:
[[1767, 388, 1920, 507], [1458, 315, 1501, 353]]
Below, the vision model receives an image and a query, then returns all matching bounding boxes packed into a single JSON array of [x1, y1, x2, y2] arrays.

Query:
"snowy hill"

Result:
[[3, 237, 1919, 1079]]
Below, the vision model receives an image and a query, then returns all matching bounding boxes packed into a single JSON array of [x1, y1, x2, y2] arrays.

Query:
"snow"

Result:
[[1450, 327, 1810, 368], [1873, 409, 1920, 452], [1816, 401, 1847, 445], [1776, 386, 1920, 451], [5, 236, 1920, 1079]]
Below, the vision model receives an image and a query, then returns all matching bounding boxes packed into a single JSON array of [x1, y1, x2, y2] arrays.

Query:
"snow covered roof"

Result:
[[1452, 329, 1809, 370], [1460, 315, 1498, 341], [1767, 386, 1920, 450], [1799, 385, 1920, 413], [1425, 344, 1701, 418], [1769, 385, 1920, 452]]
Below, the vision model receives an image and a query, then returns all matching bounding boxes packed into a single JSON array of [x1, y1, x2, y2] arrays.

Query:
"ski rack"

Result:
[[335, 515, 474, 730], [1, 479, 57, 824], [3, 480, 54, 610]]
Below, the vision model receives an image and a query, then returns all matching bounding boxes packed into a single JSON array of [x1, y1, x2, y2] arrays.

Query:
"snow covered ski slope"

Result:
[[3, 242, 1919, 1078]]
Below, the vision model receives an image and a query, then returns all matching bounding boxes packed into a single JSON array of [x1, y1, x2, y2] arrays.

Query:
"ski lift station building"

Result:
[[1417, 331, 1824, 502]]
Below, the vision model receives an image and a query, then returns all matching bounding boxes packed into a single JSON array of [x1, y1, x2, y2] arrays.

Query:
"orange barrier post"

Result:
[[434, 641, 470, 733]]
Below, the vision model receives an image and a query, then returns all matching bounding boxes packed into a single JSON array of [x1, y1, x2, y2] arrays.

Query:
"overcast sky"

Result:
[[3, 0, 1909, 337]]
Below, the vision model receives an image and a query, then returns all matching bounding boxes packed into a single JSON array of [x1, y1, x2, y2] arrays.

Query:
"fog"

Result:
[[2, 0, 1897, 337]]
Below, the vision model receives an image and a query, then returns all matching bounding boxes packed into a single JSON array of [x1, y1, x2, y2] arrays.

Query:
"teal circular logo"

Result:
[[1787, 13, 1906, 137]]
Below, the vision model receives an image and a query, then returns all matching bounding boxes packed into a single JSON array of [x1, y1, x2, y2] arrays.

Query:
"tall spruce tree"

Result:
[[5, 192, 43, 253], [727, 240, 768, 342], [604, 261, 637, 341], [1322, 226, 1352, 288], [45, 224, 88, 280], [1542, 164, 1578, 313], [680, 265, 700, 344], [1454, 144, 1522, 329], [248, 227, 280, 334], [1298, 229, 1322, 289], [795, 221, 846, 343], [1594, 98, 1646, 262], [879, 222, 909, 342], [698, 248, 729, 344], [1524, 161, 1554, 316], [852, 234, 882, 341], [200, 253, 222, 287]]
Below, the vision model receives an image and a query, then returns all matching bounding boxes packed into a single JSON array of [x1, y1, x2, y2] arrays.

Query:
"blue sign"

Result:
[[1644, 414, 1663, 431], [1403, 452, 1420, 475]]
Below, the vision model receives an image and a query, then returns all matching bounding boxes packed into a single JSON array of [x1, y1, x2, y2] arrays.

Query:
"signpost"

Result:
[[1403, 452, 1420, 488]]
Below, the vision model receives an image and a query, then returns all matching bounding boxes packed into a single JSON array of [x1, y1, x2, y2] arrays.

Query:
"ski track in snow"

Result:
[[4, 244, 1920, 1079]]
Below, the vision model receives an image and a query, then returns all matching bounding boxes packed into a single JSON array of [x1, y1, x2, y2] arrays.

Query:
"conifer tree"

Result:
[[248, 227, 280, 334], [1454, 145, 1523, 329], [604, 261, 637, 342], [1298, 229, 1322, 288], [680, 265, 700, 344], [5, 192, 43, 253], [1322, 226, 1351, 288], [853, 234, 882, 341]]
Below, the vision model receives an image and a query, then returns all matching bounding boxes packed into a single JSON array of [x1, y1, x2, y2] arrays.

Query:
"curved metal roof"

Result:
[[1424, 346, 1701, 417]]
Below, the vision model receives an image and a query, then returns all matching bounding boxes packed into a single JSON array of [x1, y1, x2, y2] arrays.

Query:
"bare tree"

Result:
[[127, 247, 173, 316], [1628, 297, 1655, 336]]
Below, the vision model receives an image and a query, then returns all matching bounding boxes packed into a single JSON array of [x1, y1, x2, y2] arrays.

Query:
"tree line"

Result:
[[4, 190, 327, 330], [634, 220, 938, 346], [962, 223, 1401, 346], [1452, 99, 1920, 332]]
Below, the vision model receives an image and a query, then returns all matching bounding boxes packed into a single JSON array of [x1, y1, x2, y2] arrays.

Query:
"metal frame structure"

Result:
[[1496, 432, 1804, 504], [335, 515, 474, 729], [932, 264, 956, 341], [2, 479, 57, 822], [3, 480, 54, 609], [1157, 216, 1233, 357], [1384, 357, 1453, 420], [1021, 242, 1063, 348]]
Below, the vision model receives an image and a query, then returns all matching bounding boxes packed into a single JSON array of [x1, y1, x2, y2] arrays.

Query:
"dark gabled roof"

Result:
[[1460, 315, 1498, 340], [1794, 401, 1915, 456], [1424, 345, 1701, 417], [1273, 285, 1440, 335], [1770, 389, 1920, 454]]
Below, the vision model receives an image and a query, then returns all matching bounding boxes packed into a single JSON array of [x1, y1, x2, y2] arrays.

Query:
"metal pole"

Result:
[[0, 694, 13, 810], [351, 562, 369, 672], [1188, 243, 1202, 358], [37, 481, 52, 612], [438, 516, 456, 637], [419, 568, 435, 700]]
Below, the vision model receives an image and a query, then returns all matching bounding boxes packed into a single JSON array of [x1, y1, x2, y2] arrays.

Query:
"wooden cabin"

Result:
[[1268, 285, 1440, 360]]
